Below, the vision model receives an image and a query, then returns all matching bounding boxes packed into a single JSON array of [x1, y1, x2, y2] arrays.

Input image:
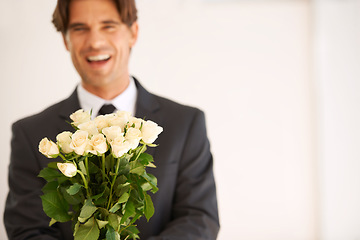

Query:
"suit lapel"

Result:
[[134, 78, 163, 158], [59, 89, 82, 120], [55, 89, 81, 133], [134, 78, 162, 125]]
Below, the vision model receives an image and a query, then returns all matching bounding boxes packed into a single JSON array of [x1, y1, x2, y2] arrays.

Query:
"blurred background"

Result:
[[1, 0, 360, 239]]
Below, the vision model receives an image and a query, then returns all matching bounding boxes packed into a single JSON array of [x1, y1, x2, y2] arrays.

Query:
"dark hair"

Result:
[[52, 0, 138, 34]]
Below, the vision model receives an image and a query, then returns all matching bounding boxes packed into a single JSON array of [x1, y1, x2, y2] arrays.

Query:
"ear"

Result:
[[129, 22, 139, 47], [62, 33, 70, 51]]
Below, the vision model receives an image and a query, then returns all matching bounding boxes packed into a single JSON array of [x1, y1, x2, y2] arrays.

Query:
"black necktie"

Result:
[[98, 104, 116, 116]]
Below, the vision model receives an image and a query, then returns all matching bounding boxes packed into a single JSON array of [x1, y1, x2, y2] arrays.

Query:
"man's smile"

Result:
[[86, 54, 111, 62]]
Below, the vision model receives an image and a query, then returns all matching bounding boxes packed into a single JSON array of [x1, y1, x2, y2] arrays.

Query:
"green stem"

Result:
[[134, 144, 146, 162], [102, 154, 106, 182], [58, 153, 66, 161], [77, 170, 91, 197], [107, 157, 121, 209], [85, 156, 90, 178]]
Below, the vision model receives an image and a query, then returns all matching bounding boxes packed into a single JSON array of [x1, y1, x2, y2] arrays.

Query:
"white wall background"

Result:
[[314, 0, 360, 239], [0, 0, 359, 239]]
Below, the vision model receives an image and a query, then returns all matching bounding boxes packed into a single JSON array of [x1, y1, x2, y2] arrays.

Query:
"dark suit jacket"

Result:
[[4, 80, 219, 240]]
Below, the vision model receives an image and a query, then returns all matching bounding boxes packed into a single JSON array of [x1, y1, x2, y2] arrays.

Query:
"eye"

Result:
[[73, 27, 87, 32], [104, 25, 116, 30], [69, 23, 89, 33]]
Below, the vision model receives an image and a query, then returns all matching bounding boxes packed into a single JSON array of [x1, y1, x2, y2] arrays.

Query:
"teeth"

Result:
[[87, 54, 110, 62]]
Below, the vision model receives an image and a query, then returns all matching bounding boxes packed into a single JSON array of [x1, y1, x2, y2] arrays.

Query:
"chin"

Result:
[[82, 77, 109, 88]]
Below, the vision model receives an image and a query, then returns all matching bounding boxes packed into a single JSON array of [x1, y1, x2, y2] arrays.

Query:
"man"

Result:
[[4, 0, 219, 239]]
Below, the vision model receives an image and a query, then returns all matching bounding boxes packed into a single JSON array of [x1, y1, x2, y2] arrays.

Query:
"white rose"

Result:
[[56, 131, 73, 154], [128, 117, 144, 130], [141, 120, 163, 144], [39, 138, 59, 158], [78, 121, 99, 136], [115, 111, 132, 120], [125, 127, 141, 149], [70, 130, 89, 155], [102, 126, 123, 143], [93, 115, 110, 132], [84, 142, 97, 155], [70, 109, 91, 127], [107, 112, 130, 130], [57, 162, 77, 177], [111, 136, 131, 158], [90, 134, 108, 155]]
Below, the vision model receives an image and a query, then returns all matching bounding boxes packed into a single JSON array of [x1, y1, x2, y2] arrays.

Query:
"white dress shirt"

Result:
[[77, 77, 137, 119]]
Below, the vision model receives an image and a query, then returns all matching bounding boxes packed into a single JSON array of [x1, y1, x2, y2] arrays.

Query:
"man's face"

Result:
[[64, 0, 138, 92]]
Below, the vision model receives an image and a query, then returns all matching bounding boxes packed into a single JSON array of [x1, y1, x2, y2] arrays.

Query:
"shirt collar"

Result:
[[77, 77, 138, 119]]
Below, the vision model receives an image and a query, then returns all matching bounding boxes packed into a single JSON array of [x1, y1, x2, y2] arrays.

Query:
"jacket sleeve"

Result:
[[148, 110, 220, 240], [4, 121, 65, 240]]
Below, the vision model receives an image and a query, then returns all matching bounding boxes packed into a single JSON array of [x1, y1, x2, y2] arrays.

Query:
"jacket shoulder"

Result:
[[13, 100, 66, 129], [155, 94, 204, 117]]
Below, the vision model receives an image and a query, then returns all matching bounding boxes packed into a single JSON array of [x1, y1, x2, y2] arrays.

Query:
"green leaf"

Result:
[[106, 225, 120, 240], [117, 192, 130, 204], [96, 219, 108, 229], [129, 212, 142, 225], [121, 225, 139, 239], [132, 146, 147, 159], [141, 182, 152, 191], [144, 193, 155, 221], [146, 143, 158, 147], [130, 166, 144, 175], [97, 207, 110, 218], [57, 175, 69, 185], [120, 200, 135, 224], [60, 187, 82, 205], [108, 213, 121, 230], [48, 161, 60, 169], [78, 199, 97, 223], [67, 183, 83, 195], [91, 191, 104, 201], [93, 186, 110, 206], [109, 204, 121, 214], [109, 192, 129, 213], [105, 154, 115, 172], [133, 177, 145, 201], [78, 161, 87, 176], [114, 175, 127, 185], [49, 218, 57, 227], [141, 172, 158, 193], [74, 217, 100, 240], [138, 153, 153, 166], [130, 160, 145, 176], [40, 191, 71, 222], [88, 160, 101, 174], [115, 184, 130, 199], [74, 220, 80, 236], [42, 181, 59, 194], [38, 167, 62, 181], [146, 162, 156, 168], [117, 157, 130, 175]]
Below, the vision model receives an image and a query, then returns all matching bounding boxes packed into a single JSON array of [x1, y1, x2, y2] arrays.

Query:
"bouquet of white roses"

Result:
[[38, 109, 163, 240]]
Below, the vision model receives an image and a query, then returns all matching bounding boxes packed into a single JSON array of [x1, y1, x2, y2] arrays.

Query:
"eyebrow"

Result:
[[68, 23, 87, 30], [101, 20, 121, 25], [68, 20, 121, 30]]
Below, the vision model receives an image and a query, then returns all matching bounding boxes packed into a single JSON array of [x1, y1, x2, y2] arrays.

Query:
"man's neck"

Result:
[[81, 78, 130, 100]]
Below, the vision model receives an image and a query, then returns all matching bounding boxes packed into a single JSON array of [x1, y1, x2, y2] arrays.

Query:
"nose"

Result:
[[86, 29, 106, 50]]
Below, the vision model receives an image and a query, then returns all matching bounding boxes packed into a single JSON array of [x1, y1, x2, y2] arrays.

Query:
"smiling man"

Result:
[[63, 0, 138, 100], [4, 0, 219, 239]]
